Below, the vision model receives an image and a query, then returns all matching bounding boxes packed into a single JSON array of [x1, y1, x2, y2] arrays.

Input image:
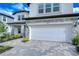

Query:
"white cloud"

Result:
[[12, 3, 24, 10], [24, 7, 29, 11], [12, 3, 29, 11], [0, 8, 13, 15], [73, 8, 79, 13], [0, 3, 29, 15]]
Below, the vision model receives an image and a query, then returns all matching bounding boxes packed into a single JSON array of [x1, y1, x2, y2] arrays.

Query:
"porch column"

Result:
[[10, 25, 14, 34], [21, 25, 25, 37]]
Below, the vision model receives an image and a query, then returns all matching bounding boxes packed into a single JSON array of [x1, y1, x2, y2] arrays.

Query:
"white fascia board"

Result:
[[27, 21, 73, 26]]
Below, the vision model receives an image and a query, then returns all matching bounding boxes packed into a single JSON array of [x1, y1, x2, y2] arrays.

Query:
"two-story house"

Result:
[[24, 3, 79, 43], [7, 3, 79, 43]]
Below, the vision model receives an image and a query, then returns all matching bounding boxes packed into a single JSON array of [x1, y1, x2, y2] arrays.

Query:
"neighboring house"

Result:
[[2, 3, 79, 43], [0, 12, 14, 33]]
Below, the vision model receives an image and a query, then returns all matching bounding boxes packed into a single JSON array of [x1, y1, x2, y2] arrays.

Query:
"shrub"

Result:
[[76, 45, 79, 53], [14, 34, 22, 39], [0, 35, 5, 39], [7, 34, 22, 40], [0, 21, 6, 33], [1, 38, 8, 42], [0, 34, 22, 42], [0, 38, 2, 42], [72, 34, 79, 45], [22, 37, 29, 42], [8, 35, 14, 40]]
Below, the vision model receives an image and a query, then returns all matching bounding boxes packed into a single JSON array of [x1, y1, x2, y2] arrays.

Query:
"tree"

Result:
[[0, 21, 6, 33]]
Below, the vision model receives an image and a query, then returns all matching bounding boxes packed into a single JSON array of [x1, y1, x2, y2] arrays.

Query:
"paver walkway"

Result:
[[0, 38, 79, 56]]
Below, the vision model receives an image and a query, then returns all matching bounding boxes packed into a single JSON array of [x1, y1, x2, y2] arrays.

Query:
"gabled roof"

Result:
[[0, 12, 14, 19], [23, 13, 79, 20], [13, 10, 29, 15]]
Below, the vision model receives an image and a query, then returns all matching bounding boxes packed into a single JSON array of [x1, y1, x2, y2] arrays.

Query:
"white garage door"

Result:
[[30, 24, 72, 42]]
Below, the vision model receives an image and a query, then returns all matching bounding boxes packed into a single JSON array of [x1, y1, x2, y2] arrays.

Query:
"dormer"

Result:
[[13, 10, 29, 22], [29, 3, 73, 17]]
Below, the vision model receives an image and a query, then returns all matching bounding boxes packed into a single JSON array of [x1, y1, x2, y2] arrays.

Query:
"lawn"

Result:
[[0, 45, 12, 54]]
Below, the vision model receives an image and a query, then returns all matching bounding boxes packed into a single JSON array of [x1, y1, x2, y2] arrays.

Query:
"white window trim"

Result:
[[45, 3, 51, 13], [52, 3, 60, 12], [3, 16, 7, 22], [38, 3, 61, 14], [38, 3, 44, 14], [18, 15, 21, 20], [18, 15, 24, 21]]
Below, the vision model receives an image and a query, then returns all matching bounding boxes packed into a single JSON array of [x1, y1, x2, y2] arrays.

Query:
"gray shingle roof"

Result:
[[13, 10, 29, 15], [0, 11, 14, 19]]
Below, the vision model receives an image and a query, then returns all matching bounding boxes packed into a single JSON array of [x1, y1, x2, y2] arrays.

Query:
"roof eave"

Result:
[[23, 13, 79, 20]]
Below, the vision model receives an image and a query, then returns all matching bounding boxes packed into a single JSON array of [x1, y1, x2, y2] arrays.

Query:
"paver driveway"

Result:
[[0, 38, 79, 56]]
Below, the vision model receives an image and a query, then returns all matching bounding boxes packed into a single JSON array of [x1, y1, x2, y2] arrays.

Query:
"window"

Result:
[[38, 3, 60, 13], [18, 15, 20, 20], [46, 3, 51, 13], [18, 15, 24, 20], [53, 3, 60, 12], [3, 16, 6, 21], [38, 4, 44, 13], [22, 15, 24, 19]]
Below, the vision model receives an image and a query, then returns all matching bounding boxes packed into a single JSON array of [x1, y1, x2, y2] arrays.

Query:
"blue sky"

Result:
[[0, 3, 79, 15], [0, 3, 29, 15], [73, 3, 79, 7]]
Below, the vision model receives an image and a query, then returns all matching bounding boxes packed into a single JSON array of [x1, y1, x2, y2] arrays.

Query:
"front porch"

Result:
[[7, 21, 29, 37]]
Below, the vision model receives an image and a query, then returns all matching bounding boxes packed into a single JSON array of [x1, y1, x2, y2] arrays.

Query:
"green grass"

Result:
[[0, 45, 12, 54]]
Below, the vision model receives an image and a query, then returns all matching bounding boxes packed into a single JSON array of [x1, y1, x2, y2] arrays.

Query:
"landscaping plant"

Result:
[[0, 34, 22, 42], [22, 37, 29, 42], [72, 32, 79, 53], [0, 45, 12, 54], [0, 21, 6, 33], [76, 45, 79, 53], [72, 33, 79, 45], [13, 34, 22, 39]]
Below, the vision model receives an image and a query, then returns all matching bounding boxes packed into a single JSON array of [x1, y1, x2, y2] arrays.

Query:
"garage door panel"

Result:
[[31, 26, 66, 42]]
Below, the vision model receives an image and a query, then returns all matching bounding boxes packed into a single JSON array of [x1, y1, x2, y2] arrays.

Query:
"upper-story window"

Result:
[[53, 3, 60, 12], [18, 15, 20, 20], [22, 15, 24, 19], [38, 4, 44, 13], [38, 3, 60, 14], [3, 16, 6, 21], [18, 15, 24, 20], [46, 3, 51, 13]]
